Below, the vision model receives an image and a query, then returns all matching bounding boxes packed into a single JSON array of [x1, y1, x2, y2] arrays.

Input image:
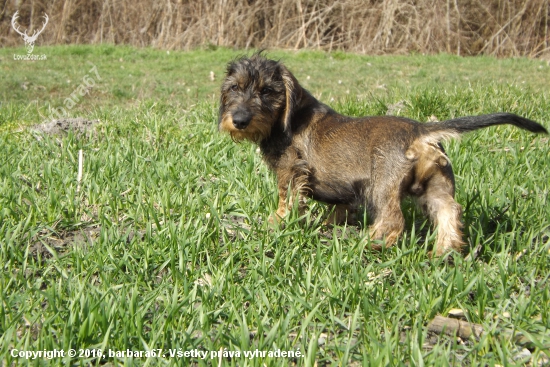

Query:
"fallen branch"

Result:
[[427, 315, 549, 350], [427, 315, 483, 339]]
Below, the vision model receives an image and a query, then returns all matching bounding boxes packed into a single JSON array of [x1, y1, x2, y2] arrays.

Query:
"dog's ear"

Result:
[[218, 64, 231, 130], [280, 64, 304, 133]]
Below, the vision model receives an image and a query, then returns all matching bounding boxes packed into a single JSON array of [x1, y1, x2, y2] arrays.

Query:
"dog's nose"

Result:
[[232, 110, 252, 130]]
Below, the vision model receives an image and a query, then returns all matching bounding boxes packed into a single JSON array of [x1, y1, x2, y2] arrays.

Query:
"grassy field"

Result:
[[0, 45, 549, 366]]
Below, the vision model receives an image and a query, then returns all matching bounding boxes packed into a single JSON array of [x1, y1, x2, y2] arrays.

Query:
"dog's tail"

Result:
[[422, 113, 547, 142]]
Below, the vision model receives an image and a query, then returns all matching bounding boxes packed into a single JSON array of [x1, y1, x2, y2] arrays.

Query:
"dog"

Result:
[[218, 53, 548, 256]]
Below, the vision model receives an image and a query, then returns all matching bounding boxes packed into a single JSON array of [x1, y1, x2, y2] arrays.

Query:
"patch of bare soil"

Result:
[[29, 226, 100, 260], [32, 118, 99, 136]]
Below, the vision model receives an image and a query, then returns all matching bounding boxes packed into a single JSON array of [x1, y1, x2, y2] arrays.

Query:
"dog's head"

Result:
[[218, 53, 302, 143]]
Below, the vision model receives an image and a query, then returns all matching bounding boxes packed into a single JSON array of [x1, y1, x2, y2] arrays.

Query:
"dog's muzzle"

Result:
[[231, 109, 252, 130]]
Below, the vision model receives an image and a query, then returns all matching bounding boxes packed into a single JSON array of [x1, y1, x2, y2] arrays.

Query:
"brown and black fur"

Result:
[[218, 53, 548, 256]]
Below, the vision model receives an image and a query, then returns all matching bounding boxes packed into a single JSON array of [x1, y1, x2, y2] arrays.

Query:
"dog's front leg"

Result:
[[267, 192, 290, 225], [268, 179, 307, 225], [272, 190, 290, 222]]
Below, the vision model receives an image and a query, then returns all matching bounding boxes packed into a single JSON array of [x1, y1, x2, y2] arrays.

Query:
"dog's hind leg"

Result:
[[417, 172, 465, 256], [367, 189, 405, 249]]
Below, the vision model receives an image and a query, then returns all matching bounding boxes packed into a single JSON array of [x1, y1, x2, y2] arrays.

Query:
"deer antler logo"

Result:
[[11, 11, 49, 54]]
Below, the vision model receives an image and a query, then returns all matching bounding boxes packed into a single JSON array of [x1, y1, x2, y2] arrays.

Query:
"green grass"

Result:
[[0, 45, 549, 366]]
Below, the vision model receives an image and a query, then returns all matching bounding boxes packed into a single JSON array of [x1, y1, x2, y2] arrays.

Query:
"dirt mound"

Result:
[[32, 118, 99, 136]]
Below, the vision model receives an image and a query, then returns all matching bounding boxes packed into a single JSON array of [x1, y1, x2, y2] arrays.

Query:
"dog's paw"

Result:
[[267, 211, 285, 227]]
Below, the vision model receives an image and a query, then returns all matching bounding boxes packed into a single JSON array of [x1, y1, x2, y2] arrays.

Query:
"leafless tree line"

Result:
[[1, 0, 549, 57]]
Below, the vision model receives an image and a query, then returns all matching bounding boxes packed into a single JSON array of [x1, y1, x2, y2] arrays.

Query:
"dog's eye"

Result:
[[261, 87, 273, 95], [230, 84, 239, 92]]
